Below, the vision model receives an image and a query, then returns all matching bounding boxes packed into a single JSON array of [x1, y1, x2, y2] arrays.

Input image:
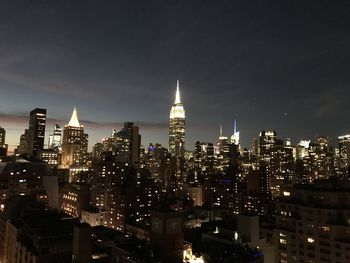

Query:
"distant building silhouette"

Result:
[[27, 108, 46, 155]]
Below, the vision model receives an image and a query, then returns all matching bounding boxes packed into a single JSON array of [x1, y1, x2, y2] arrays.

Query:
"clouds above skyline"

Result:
[[0, 1, 350, 150]]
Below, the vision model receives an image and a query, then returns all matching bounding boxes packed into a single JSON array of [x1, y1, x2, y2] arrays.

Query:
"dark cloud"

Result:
[[0, 1, 349, 149]]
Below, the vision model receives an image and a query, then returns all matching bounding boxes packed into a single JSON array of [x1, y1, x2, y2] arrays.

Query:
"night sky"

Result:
[[0, 1, 349, 151]]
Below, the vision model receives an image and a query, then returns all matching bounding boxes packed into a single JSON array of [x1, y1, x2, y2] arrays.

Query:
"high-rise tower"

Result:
[[27, 108, 46, 155], [115, 122, 141, 166], [169, 80, 185, 158], [61, 108, 88, 168], [0, 127, 7, 156], [0, 127, 5, 148], [230, 119, 240, 146], [48, 124, 62, 150]]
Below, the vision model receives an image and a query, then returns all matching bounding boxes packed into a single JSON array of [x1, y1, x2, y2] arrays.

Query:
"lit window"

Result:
[[307, 237, 315, 243]]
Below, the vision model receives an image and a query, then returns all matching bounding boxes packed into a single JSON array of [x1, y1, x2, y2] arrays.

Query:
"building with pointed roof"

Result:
[[61, 108, 88, 172], [68, 107, 81, 128], [169, 81, 186, 158]]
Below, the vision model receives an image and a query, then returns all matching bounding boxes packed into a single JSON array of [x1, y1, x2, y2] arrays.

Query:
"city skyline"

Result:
[[0, 1, 350, 151], [2, 94, 350, 153], [1, 2, 350, 263]]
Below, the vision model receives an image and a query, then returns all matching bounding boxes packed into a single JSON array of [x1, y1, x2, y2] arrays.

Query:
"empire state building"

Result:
[[169, 80, 185, 158]]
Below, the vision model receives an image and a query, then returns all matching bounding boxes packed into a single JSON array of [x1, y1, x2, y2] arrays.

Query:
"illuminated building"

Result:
[[275, 179, 350, 263], [169, 80, 186, 159], [92, 142, 104, 159], [230, 119, 240, 146], [69, 165, 89, 183], [59, 183, 90, 218], [216, 125, 231, 172], [91, 151, 157, 230], [259, 130, 277, 161], [102, 129, 117, 152], [242, 163, 272, 216], [142, 143, 169, 186], [48, 124, 62, 150], [338, 134, 350, 176], [251, 138, 259, 157], [115, 122, 141, 166], [37, 148, 60, 167], [61, 108, 88, 169], [295, 138, 335, 183], [81, 207, 107, 226], [127, 168, 156, 224], [296, 140, 311, 159], [184, 215, 264, 263], [105, 166, 157, 230], [307, 137, 334, 180], [194, 141, 202, 172], [258, 131, 294, 197], [198, 142, 215, 177], [184, 184, 203, 207], [269, 141, 294, 197], [0, 156, 49, 203], [90, 152, 115, 211], [27, 108, 46, 156]]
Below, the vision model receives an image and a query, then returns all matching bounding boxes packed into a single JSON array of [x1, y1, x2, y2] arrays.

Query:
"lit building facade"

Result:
[[169, 80, 185, 159], [115, 122, 141, 166], [48, 124, 62, 150], [61, 108, 88, 168], [338, 134, 350, 176], [259, 130, 278, 161], [37, 148, 60, 167], [230, 119, 240, 146], [59, 183, 90, 218], [275, 180, 350, 263]]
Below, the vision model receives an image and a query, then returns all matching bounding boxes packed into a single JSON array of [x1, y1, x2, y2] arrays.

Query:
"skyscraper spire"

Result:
[[68, 107, 81, 127], [174, 80, 181, 104], [220, 124, 223, 137], [169, 80, 186, 158], [231, 119, 240, 146]]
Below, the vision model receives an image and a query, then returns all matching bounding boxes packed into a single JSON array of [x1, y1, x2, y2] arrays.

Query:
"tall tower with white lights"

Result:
[[169, 80, 185, 158], [230, 119, 240, 146], [61, 107, 88, 168]]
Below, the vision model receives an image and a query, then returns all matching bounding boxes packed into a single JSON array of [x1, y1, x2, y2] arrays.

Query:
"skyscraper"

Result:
[[338, 134, 350, 176], [48, 124, 62, 150], [169, 80, 185, 159], [61, 108, 88, 168], [115, 122, 141, 166], [27, 108, 46, 155], [230, 119, 240, 146], [0, 127, 5, 148], [259, 130, 277, 161], [0, 127, 7, 156], [275, 179, 350, 263]]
